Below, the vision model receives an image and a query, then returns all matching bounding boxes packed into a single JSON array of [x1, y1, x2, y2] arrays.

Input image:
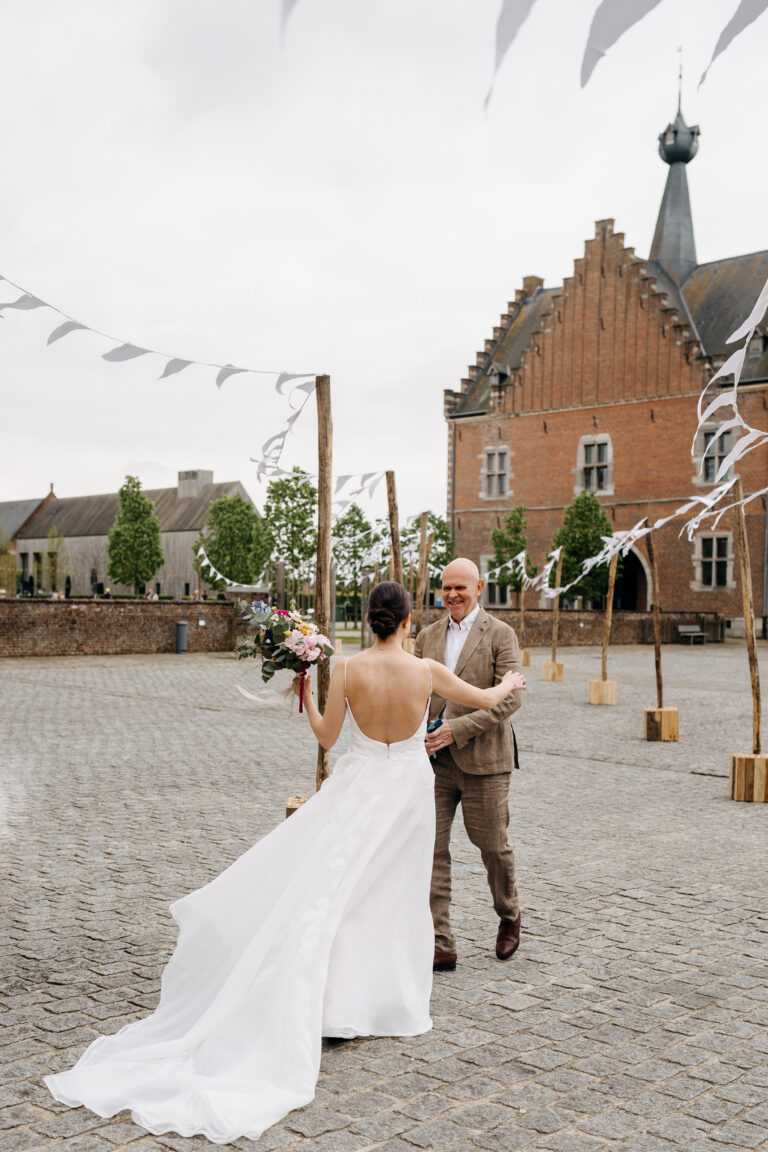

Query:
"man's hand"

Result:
[[425, 720, 455, 756]]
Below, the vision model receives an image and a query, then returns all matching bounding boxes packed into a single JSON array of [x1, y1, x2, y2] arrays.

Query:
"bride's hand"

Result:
[[292, 672, 313, 698], [502, 671, 527, 691]]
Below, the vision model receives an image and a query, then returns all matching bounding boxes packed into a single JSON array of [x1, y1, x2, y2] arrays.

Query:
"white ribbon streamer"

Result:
[[699, 0, 768, 87], [581, 0, 663, 87]]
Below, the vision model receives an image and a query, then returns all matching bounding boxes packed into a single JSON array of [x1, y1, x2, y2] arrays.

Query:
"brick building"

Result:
[[14, 470, 255, 599], [445, 106, 768, 624]]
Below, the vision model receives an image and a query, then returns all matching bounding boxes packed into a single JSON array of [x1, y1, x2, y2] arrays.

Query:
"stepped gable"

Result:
[[452, 218, 706, 419], [452, 278, 557, 416], [16, 480, 246, 540], [681, 251, 768, 380]]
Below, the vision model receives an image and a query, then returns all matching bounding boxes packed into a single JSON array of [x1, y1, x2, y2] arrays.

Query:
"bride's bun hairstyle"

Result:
[[367, 581, 411, 639]]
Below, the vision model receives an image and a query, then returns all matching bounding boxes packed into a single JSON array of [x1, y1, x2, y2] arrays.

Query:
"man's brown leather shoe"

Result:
[[433, 949, 457, 972], [496, 913, 521, 960]]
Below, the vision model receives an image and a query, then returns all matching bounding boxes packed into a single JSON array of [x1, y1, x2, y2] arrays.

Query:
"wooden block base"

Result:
[[729, 754, 768, 802], [521, 649, 531, 667], [286, 795, 310, 818], [644, 707, 679, 742], [588, 679, 617, 705], [334, 638, 343, 656], [542, 661, 564, 682]]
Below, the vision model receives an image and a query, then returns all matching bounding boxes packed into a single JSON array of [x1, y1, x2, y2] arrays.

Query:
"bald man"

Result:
[[414, 558, 524, 969]]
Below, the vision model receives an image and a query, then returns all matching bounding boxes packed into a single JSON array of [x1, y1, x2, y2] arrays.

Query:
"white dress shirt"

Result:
[[444, 604, 480, 674]]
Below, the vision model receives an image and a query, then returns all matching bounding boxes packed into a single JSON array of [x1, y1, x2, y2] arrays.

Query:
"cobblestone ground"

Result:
[[1, 642, 768, 1152]]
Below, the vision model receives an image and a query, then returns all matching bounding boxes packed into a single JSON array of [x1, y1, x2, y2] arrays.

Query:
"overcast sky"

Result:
[[1, 0, 766, 525]]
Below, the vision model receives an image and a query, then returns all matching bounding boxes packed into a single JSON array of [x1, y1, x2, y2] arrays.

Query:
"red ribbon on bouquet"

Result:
[[298, 665, 307, 713]]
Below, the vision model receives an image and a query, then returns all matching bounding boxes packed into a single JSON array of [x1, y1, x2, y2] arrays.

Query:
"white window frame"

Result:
[[691, 532, 735, 591], [692, 423, 734, 487], [575, 434, 614, 496], [479, 445, 511, 501]]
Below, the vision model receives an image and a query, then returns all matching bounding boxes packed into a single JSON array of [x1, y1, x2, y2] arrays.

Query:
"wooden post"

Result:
[[588, 551, 619, 705], [644, 530, 678, 739], [518, 562, 530, 667], [360, 574, 370, 650], [413, 525, 434, 647], [413, 513, 429, 635], [729, 477, 767, 799], [543, 551, 564, 681], [314, 375, 332, 792], [736, 476, 761, 755], [648, 532, 663, 709], [275, 562, 285, 609], [386, 471, 404, 586]]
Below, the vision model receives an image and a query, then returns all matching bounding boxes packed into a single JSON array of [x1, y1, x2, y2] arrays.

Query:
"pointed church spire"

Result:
[[649, 100, 700, 285]]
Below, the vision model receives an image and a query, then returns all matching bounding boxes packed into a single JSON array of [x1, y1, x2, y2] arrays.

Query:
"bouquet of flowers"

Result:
[[236, 600, 333, 712]]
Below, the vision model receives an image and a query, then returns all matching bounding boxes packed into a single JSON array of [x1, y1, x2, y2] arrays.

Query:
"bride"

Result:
[[45, 581, 526, 1145]]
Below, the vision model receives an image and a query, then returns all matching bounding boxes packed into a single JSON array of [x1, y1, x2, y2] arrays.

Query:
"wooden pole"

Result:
[[314, 375, 333, 789], [647, 531, 663, 709], [519, 584, 525, 650], [360, 574, 370, 649], [734, 477, 761, 755], [416, 527, 434, 638], [601, 552, 619, 681], [551, 551, 564, 663], [413, 512, 428, 634], [386, 471, 404, 586]]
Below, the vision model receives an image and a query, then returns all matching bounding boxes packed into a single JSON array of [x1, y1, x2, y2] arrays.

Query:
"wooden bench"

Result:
[[677, 624, 705, 645]]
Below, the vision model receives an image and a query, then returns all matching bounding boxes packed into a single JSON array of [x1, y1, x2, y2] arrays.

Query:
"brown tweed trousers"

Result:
[[414, 608, 523, 953]]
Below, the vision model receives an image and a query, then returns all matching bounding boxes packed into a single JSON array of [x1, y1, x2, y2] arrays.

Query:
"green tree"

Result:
[[263, 467, 317, 598], [0, 527, 19, 597], [42, 525, 69, 593], [491, 506, 538, 595], [401, 512, 454, 589], [333, 504, 380, 625], [107, 475, 165, 595], [194, 493, 272, 589], [551, 491, 617, 604]]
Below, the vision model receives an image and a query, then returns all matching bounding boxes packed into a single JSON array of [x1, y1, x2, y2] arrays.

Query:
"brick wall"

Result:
[[485, 608, 725, 646], [0, 600, 236, 657], [448, 219, 768, 620]]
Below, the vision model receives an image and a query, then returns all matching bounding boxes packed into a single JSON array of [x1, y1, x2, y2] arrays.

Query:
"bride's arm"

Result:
[[300, 661, 347, 750], [426, 659, 526, 710]]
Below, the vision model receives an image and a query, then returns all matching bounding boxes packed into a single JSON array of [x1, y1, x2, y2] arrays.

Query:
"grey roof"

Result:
[[16, 481, 252, 540], [649, 155, 698, 286], [453, 288, 558, 416], [0, 498, 48, 540], [681, 251, 768, 378]]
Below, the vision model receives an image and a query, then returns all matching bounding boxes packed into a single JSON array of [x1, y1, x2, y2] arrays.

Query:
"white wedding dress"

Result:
[[45, 672, 436, 1145]]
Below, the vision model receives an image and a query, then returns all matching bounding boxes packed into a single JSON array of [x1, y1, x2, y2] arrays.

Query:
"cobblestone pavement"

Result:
[[1, 643, 768, 1152]]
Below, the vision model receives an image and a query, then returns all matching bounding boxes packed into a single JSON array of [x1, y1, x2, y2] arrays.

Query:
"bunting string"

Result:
[[0, 271, 315, 389]]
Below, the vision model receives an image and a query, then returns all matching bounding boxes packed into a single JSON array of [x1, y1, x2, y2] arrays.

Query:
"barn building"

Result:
[[445, 106, 768, 624], [14, 470, 254, 599]]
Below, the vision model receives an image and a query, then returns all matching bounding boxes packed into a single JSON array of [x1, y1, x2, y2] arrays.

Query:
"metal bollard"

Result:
[[176, 620, 188, 654]]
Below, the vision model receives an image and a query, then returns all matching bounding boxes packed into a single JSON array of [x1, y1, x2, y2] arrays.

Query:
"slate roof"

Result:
[[680, 251, 768, 380], [0, 498, 48, 540], [453, 287, 558, 416], [16, 481, 251, 540]]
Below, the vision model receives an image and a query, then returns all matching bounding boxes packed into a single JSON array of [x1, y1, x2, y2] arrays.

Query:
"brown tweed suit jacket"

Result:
[[414, 607, 523, 776]]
